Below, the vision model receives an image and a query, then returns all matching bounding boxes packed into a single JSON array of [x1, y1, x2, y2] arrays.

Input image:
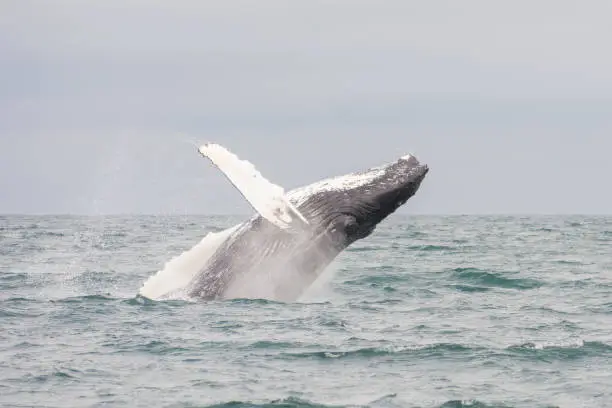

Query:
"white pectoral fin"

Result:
[[198, 143, 309, 230]]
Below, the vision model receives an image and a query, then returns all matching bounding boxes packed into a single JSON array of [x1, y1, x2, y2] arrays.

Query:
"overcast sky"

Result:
[[1, 1, 611, 215]]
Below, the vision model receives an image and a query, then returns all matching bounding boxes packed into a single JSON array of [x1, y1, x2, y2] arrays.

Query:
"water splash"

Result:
[[138, 224, 241, 300]]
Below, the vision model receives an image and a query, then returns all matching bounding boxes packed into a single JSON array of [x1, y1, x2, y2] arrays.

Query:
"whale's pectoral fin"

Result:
[[198, 143, 309, 231]]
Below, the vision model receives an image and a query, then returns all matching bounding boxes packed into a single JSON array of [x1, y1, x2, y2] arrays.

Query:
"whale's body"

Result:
[[139, 144, 429, 301]]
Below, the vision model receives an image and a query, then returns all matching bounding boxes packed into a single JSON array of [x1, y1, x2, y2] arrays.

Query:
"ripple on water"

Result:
[[281, 343, 480, 361], [505, 340, 612, 362], [449, 268, 544, 290], [193, 397, 521, 408]]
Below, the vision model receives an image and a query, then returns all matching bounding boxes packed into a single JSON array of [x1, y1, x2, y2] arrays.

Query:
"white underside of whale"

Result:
[[138, 143, 391, 301]]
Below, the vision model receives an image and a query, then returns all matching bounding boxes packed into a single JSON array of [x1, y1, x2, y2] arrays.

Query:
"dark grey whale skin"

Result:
[[186, 155, 429, 301]]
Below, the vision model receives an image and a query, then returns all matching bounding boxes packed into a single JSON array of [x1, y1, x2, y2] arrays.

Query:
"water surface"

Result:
[[1, 215, 610, 407]]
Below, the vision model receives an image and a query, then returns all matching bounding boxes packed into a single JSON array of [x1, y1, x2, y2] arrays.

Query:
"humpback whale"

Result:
[[139, 143, 428, 302]]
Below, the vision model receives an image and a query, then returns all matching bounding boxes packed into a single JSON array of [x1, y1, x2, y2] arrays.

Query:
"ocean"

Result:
[[1, 214, 610, 408]]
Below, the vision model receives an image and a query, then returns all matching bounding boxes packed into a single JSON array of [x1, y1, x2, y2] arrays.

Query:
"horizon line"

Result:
[[1, 212, 610, 217]]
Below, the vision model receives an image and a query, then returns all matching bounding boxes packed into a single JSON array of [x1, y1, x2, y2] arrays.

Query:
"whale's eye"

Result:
[[342, 216, 359, 235]]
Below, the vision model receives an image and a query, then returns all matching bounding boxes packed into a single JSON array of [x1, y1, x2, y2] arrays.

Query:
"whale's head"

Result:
[[290, 153, 429, 247], [340, 153, 429, 243]]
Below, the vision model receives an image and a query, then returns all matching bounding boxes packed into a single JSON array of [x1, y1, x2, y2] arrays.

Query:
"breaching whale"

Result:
[[139, 143, 428, 302]]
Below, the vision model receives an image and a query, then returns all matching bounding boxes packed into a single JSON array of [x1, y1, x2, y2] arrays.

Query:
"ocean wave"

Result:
[[347, 298, 404, 308], [506, 340, 612, 361], [449, 284, 490, 293], [25, 230, 67, 238], [449, 268, 543, 290], [102, 339, 193, 355], [226, 297, 289, 306], [51, 294, 117, 304], [0, 222, 39, 231], [519, 305, 581, 316], [407, 244, 457, 251], [0, 308, 44, 318], [201, 397, 343, 408], [5, 369, 83, 385], [283, 343, 477, 360], [249, 340, 306, 349], [587, 302, 612, 314], [276, 339, 612, 363], [1, 296, 38, 303], [535, 227, 556, 232], [438, 401, 515, 408], [344, 274, 409, 291], [0, 272, 30, 283], [552, 259, 587, 265], [0, 298, 46, 317], [347, 245, 386, 252], [198, 397, 514, 408]]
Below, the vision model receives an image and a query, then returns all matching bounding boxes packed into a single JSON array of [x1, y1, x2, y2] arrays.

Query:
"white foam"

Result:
[[199, 143, 308, 229], [528, 338, 585, 350], [138, 224, 241, 300]]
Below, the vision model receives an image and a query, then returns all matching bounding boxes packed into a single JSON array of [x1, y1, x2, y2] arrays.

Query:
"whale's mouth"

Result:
[[415, 164, 429, 179]]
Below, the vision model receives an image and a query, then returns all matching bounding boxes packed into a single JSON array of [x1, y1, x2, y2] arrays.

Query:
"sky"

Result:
[[1, 0, 611, 215]]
